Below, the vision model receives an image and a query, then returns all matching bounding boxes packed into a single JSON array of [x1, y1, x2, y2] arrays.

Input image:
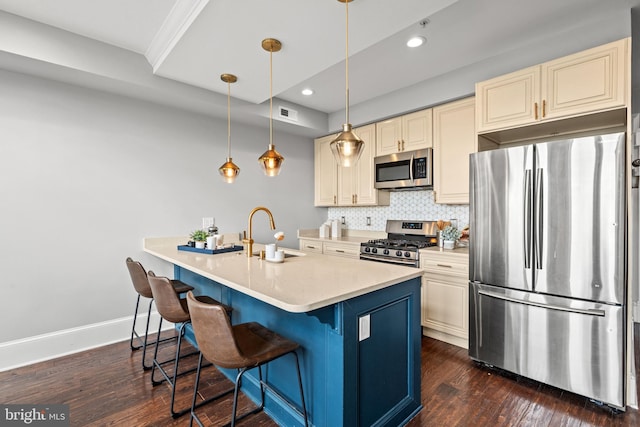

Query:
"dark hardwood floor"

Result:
[[1, 328, 638, 426]]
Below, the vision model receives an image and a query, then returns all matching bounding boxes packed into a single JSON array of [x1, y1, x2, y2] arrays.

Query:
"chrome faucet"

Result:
[[242, 206, 276, 257]]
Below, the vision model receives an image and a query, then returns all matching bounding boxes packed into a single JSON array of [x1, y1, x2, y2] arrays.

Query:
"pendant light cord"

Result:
[[226, 80, 231, 158], [345, 0, 350, 125], [269, 47, 274, 148]]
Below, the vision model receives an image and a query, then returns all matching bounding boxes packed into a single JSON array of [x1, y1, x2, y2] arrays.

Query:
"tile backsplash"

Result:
[[327, 190, 469, 231]]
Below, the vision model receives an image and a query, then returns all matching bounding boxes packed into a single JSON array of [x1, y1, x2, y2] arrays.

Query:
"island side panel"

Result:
[[341, 276, 423, 427]]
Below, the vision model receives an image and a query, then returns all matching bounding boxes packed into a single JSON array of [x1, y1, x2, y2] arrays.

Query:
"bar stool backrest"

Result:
[[126, 257, 153, 299], [186, 291, 248, 369], [147, 271, 190, 324]]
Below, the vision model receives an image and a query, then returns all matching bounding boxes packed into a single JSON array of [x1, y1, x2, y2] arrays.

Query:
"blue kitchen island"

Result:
[[144, 237, 423, 427]]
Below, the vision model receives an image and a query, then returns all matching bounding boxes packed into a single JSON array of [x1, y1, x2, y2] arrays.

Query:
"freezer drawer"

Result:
[[469, 282, 625, 409]]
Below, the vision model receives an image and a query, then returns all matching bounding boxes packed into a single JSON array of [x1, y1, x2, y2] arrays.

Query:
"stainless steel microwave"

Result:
[[374, 148, 433, 190]]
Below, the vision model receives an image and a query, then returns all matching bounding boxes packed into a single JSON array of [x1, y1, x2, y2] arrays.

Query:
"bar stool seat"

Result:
[[148, 271, 232, 418], [125, 257, 193, 370], [186, 291, 308, 427]]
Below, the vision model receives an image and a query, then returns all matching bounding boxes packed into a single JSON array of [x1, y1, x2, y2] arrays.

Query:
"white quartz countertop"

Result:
[[144, 237, 423, 313]]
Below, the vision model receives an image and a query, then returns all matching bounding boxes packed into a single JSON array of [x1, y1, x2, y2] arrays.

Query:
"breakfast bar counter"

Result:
[[144, 236, 423, 427]]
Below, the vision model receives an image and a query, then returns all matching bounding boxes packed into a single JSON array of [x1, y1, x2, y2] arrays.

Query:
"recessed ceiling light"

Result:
[[407, 36, 426, 48], [302, 88, 314, 96]]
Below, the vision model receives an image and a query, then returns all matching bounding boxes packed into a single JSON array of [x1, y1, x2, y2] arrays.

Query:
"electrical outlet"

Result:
[[359, 314, 370, 341], [202, 217, 214, 229], [366, 217, 371, 226]]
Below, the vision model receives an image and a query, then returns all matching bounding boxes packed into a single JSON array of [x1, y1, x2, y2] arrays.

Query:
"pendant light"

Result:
[[218, 73, 240, 183], [258, 38, 285, 177], [330, 0, 364, 168]]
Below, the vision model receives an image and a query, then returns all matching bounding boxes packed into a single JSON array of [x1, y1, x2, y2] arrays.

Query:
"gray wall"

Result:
[[0, 68, 325, 344]]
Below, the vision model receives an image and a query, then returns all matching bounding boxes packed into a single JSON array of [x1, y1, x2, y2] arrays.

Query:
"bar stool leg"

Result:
[[129, 294, 143, 350], [189, 352, 205, 427], [293, 351, 309, 427], [231, 368, 248, 427], [168, 323, 186, 417], [140, 299, 156, 370]]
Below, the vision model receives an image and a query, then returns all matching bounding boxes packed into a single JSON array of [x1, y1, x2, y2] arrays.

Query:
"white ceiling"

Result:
[[0, 0, 638, 117]]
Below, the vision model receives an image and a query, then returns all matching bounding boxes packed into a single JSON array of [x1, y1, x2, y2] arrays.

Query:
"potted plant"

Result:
[[440, 225, 462, 250], [190, 230, 208, 249]]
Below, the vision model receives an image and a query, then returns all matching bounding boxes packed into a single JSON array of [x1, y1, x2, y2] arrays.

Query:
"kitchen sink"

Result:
[[253, 251, 301, 258]]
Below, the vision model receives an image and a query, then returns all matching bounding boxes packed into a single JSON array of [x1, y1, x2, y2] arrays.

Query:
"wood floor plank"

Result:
[[1, 328, 638, 426]]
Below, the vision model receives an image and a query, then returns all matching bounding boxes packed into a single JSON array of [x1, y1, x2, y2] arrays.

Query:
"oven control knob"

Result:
[[396, 250, 403, 257], [404, 251, 411, 258], [372, 248, 378, 254], [364, 247, 370, 253], [383, 249, 389, 255]]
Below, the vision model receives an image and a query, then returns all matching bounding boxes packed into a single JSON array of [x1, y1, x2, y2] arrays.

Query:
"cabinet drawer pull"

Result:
[[335, 249, 345, 253], [307, 245, 317, 249], [436, 263, 452, 268]]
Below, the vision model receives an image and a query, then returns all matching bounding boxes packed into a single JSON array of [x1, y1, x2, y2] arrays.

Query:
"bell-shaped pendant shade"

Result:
[[330, 123, 364, 168], [219, 157, 240, 183], [258, 144, 284, 177]]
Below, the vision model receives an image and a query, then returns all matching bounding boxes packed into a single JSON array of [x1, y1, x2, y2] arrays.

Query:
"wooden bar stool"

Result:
[[186, 291, 308, 427], [125, 257, 193, 370], [147, 271, 232, 418]]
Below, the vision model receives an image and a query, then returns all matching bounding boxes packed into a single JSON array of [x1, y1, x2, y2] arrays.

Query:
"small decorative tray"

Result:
[[177, 244, 244, 255]]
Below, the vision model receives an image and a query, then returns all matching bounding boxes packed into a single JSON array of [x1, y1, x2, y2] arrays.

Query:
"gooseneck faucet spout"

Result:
[[242, 206, 276, 257]]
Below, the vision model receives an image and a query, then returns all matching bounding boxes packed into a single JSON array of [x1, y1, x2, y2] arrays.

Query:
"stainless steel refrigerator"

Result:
[[469, 132, 627, 410]]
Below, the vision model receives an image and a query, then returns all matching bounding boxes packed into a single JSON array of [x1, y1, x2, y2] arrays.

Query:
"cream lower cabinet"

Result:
[[315, 125, 389, 207], [476, 38, 628, 133], [432, 97, 476, 204], [299, 239, 360, 259], [421, 249, 469, 349]]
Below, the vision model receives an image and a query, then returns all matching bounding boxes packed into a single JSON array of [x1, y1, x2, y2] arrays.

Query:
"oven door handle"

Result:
[[359, 254, 418, 267]]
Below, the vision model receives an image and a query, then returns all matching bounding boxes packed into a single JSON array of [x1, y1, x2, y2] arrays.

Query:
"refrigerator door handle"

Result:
[[535, 168, 543, 270], [524, 170, 532, 269], [478, 290, 606, 317]]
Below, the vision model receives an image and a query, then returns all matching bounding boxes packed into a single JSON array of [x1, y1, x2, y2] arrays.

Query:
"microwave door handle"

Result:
[[409, 154, 414, 182]]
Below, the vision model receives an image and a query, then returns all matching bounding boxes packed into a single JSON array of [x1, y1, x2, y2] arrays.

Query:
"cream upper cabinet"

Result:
[[476, 38, 628, 133], [337, 124, 388, 206], [476, 66, 539, 132], [315, 126, 389, 207], [432, 97, 476, 205], [314, 134, 337, 206], [376, 109, 432, 156]]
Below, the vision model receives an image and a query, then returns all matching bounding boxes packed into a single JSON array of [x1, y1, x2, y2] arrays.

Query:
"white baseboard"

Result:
[[422, 326, 469, 349], [0, 311, 175, 372]]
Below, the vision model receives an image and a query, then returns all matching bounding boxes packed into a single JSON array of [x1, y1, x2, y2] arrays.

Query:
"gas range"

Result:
[[360, 220, 438, 267]]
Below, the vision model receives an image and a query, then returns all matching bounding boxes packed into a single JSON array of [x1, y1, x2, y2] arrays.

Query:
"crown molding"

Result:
[[145, 0, 209, 73]]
